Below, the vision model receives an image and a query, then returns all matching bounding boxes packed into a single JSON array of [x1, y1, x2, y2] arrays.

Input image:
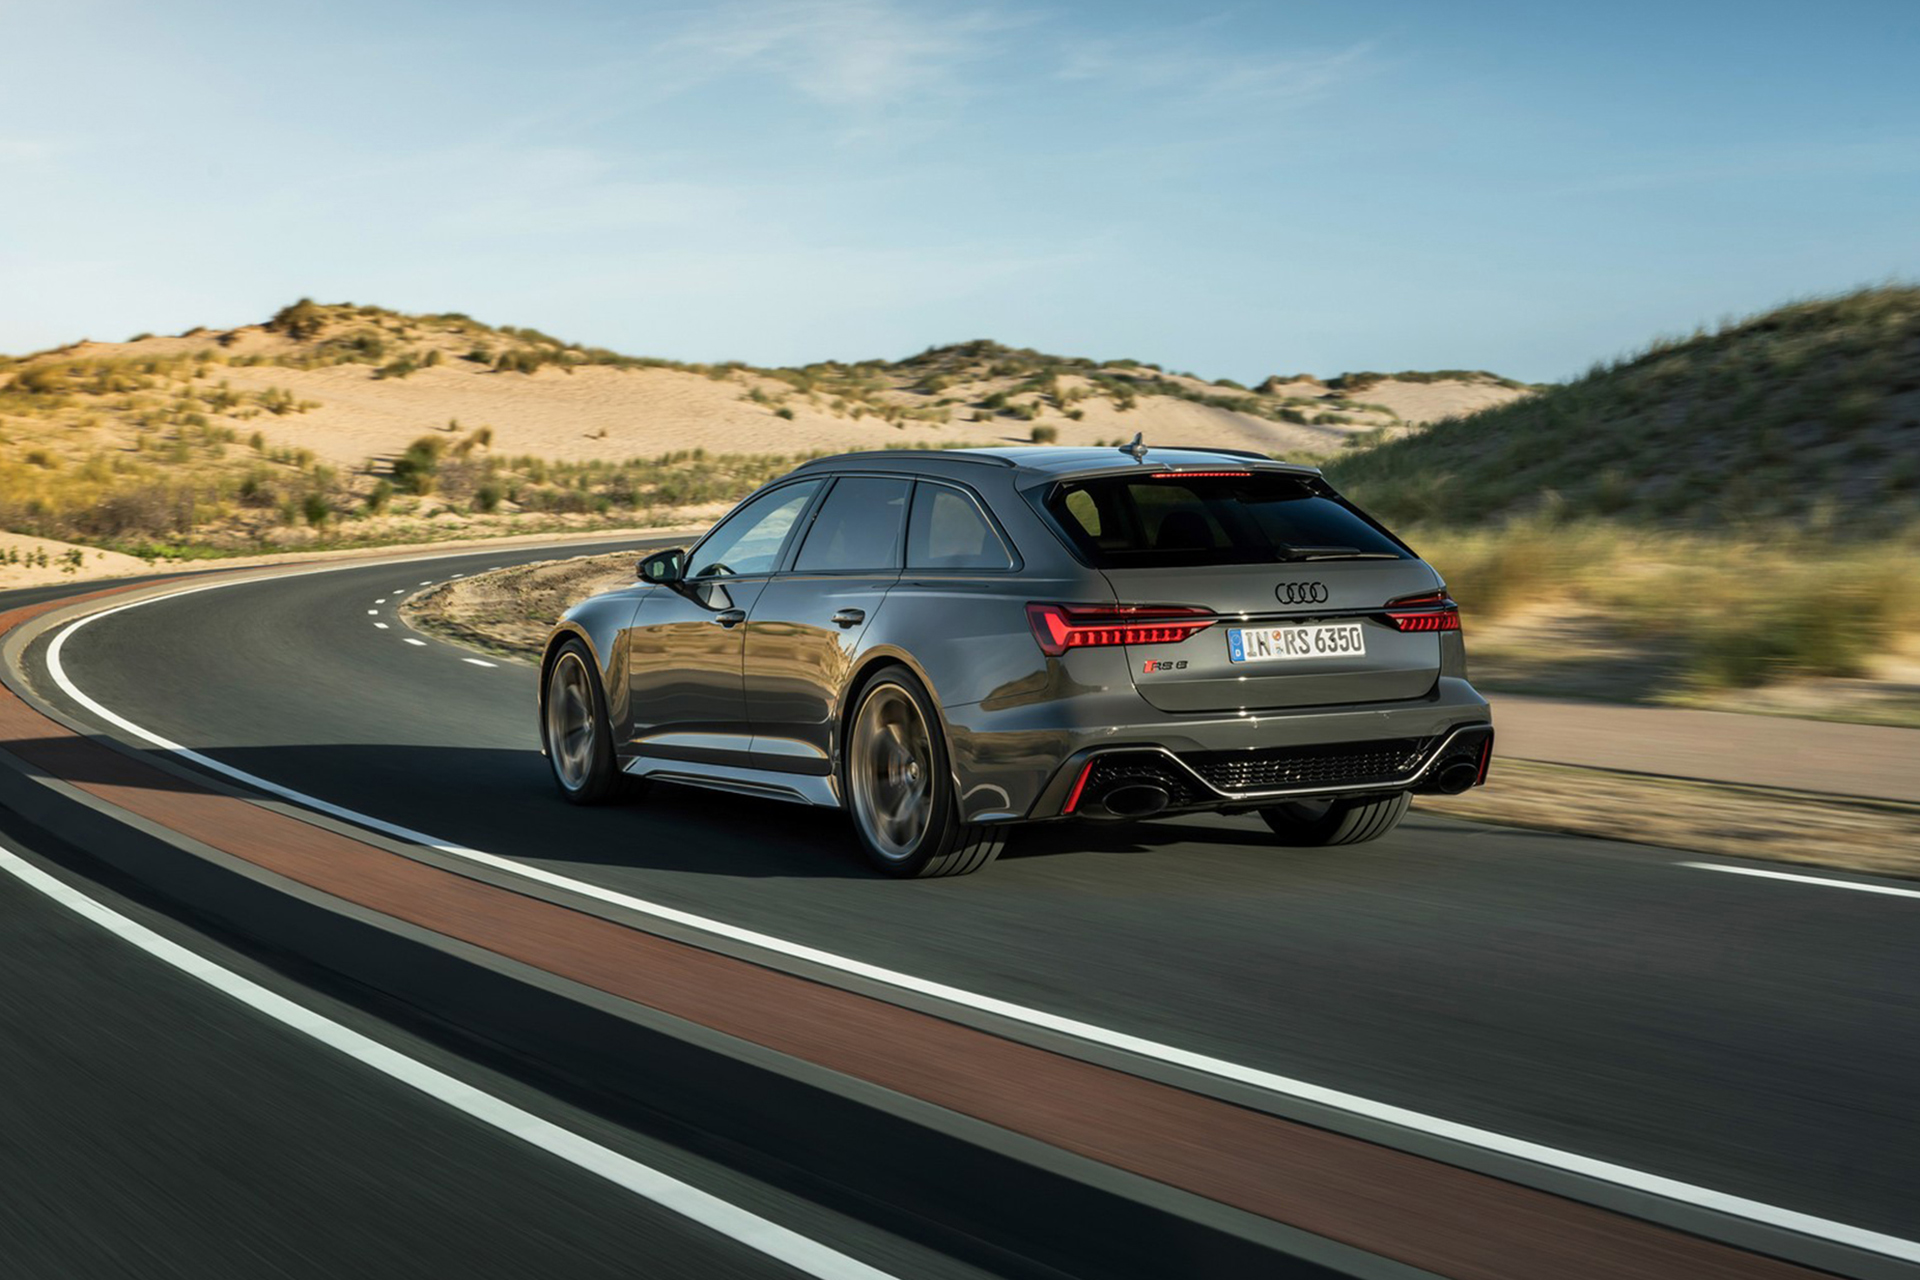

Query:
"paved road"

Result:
[[27, 541, 1920, 1256], [1494, 694, 1920, 801], [0, 824, 958, 1280]]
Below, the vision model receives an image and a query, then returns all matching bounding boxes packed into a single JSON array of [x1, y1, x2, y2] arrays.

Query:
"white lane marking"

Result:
[[451, 573, 464, 579], [419, 580, 433, 585], [0, 839, 897, 1280], [487, 566, 502, 571], [463, 658, 497, 668], [402, 638, 427, 647], [375, 598, 387, 604], [1683, 861, 1920, 901], [374, 623, 389, 631], [40, 579, 1920, 1266], [367, 610, 379, 616]]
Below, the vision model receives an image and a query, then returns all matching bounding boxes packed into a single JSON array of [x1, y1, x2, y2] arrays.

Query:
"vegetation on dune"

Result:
[[1324, 286, 1920, 699], [1328, 285, 1920, 536]]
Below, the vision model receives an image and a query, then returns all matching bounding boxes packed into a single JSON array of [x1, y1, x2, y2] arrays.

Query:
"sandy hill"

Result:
[[1327, 286, 1920, 536], [0, 300, 1528, 555]]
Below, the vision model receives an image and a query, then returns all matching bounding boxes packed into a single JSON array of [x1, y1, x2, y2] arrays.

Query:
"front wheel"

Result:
[[544, 639, 620, 804], [844, 667, 1004, 878], [1259, 792, 1409, 846]]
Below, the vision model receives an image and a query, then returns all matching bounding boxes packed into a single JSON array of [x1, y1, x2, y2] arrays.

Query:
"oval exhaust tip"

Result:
[[1436, 761, 1479, 795], [1100, 784, 1171, 818]]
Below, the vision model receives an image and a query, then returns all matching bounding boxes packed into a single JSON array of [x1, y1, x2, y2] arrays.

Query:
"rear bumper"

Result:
[[943, 676, 1493, 823], [1039, 724, 1493, 819]]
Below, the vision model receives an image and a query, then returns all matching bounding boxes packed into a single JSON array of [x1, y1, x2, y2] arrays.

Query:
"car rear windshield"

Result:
[[1043, 471, 1410, 567]]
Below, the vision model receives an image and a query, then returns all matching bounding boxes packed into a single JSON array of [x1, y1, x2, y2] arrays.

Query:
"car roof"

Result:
[[792, 444, 1323, 482]]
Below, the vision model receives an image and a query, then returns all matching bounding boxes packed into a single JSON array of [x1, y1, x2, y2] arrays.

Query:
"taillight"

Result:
[[1147, 470, 1250, 479], [1384, 590, 1461, 632], [1026, 603, 1216, 656]]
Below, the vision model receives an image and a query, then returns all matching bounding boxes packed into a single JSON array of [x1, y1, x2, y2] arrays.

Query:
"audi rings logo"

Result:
[[1276, 581, 1330, 605]]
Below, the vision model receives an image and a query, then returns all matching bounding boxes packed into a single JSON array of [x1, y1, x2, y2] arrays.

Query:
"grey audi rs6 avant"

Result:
[[540, 442, 1493, 877]]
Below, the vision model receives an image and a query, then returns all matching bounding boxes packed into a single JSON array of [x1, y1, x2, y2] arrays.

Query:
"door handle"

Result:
[[713, 609, 747, 628], [831, 608, 866, 628]]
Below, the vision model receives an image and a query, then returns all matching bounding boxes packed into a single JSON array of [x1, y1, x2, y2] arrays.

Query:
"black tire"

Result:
[[843, 666, 1004, 878], [543, 639, 621, 805], [1259, 792, 1409, 846]]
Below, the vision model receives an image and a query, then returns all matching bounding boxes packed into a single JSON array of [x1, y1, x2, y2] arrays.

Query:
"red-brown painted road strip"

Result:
[[0, 581, 1835, 1280]]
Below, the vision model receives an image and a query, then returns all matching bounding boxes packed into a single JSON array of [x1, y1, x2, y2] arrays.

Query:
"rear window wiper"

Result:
[[1274, 545, 1399, 561]]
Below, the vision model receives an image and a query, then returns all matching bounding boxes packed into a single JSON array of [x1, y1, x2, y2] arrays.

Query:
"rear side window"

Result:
[[795, 476, 910, 572], [1046, 472, 1409, 567], [907, 484, 1014, 571]]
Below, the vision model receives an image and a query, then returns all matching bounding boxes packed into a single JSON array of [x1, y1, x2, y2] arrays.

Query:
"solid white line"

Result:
[[463, 658, 497, 668], [374, 623, 389, 631], [39, 578, 1920, 1265], [402, 638, 427, 647], [0, 839, 897, 1280], [1682, 861, 1920, 901]]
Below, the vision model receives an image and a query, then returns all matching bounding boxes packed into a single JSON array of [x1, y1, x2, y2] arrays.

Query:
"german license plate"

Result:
[[1227, 623, 1366, 663]]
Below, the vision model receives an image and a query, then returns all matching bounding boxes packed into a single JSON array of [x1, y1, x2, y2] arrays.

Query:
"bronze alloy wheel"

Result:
[[848, 681, 935, 862]]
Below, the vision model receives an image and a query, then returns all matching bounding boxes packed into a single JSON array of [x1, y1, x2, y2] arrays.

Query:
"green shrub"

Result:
[[390, 436, 443, 495], [1030, 424, 1058, 443], [268, 298, 326, 341], [301, 492, 331, 526], [366, 479, 393, 513]]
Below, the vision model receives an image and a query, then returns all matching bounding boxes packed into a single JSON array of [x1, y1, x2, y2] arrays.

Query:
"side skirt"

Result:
[[621, 755, 841, 808]]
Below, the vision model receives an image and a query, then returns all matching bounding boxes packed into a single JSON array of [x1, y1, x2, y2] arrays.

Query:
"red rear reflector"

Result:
[[1063, 760, 1095, 813], [1476, 733, 1494, 785], [1026, 603, 1216, 656], [1384, 590, 1461, 632]]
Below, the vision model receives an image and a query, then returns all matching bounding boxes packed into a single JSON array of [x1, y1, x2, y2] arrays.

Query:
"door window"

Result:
[[794, 477, 910, 572], [687, 480, 821, 579], [907, 484, 1014, 570]]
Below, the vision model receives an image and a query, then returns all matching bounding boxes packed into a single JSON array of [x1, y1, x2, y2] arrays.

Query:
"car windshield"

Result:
[[1045, 472, 1409, 568]]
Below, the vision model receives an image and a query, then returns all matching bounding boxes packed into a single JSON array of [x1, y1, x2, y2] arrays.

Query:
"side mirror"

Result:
[[637, 547, 686, 584]]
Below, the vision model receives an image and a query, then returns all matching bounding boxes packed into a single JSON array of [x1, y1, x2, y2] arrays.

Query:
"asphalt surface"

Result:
[[19, 542, 1920, 1256], [0, 822, 951, 1280]]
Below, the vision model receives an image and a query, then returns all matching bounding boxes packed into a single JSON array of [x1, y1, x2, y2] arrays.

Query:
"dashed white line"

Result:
[[366, 610, 379, 616], [402, 638, 427, 647], [375, 598, 387, 604], [462, 658, 497, 668], [451, 573, 464, 579], [1682, 862, 1920, 901], [419, 580, 433, 586], [40, 578, 1920, 1267], [0, 839, 897, 1280], [374, 623, 389, 630]]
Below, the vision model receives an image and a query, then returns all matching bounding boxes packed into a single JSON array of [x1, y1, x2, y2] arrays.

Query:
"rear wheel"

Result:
[[544, 640, 620, 805], [1259, 792, 1409, 846], [845, 667, 1003, 878]]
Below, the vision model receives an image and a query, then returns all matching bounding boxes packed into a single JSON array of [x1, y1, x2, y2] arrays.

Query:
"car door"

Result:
[[625, 478, 823, 764], [743, 475, 910, 773]]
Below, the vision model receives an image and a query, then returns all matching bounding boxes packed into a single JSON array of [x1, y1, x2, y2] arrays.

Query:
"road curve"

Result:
[[14, 542, 1920, 1274]]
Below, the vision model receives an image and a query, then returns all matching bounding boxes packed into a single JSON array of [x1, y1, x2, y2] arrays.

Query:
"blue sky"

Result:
[[3, 0, 1915, 383]]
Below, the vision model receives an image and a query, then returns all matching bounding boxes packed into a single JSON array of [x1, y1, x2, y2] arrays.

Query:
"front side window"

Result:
[[687, 480, 821, 579], [795, 476, 910, 572], [907, 484, 1014, 570]]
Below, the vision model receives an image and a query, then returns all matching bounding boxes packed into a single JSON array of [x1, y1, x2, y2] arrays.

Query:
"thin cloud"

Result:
[[651, 0, 1026, 108], [1058, 34, 1376, 109]]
